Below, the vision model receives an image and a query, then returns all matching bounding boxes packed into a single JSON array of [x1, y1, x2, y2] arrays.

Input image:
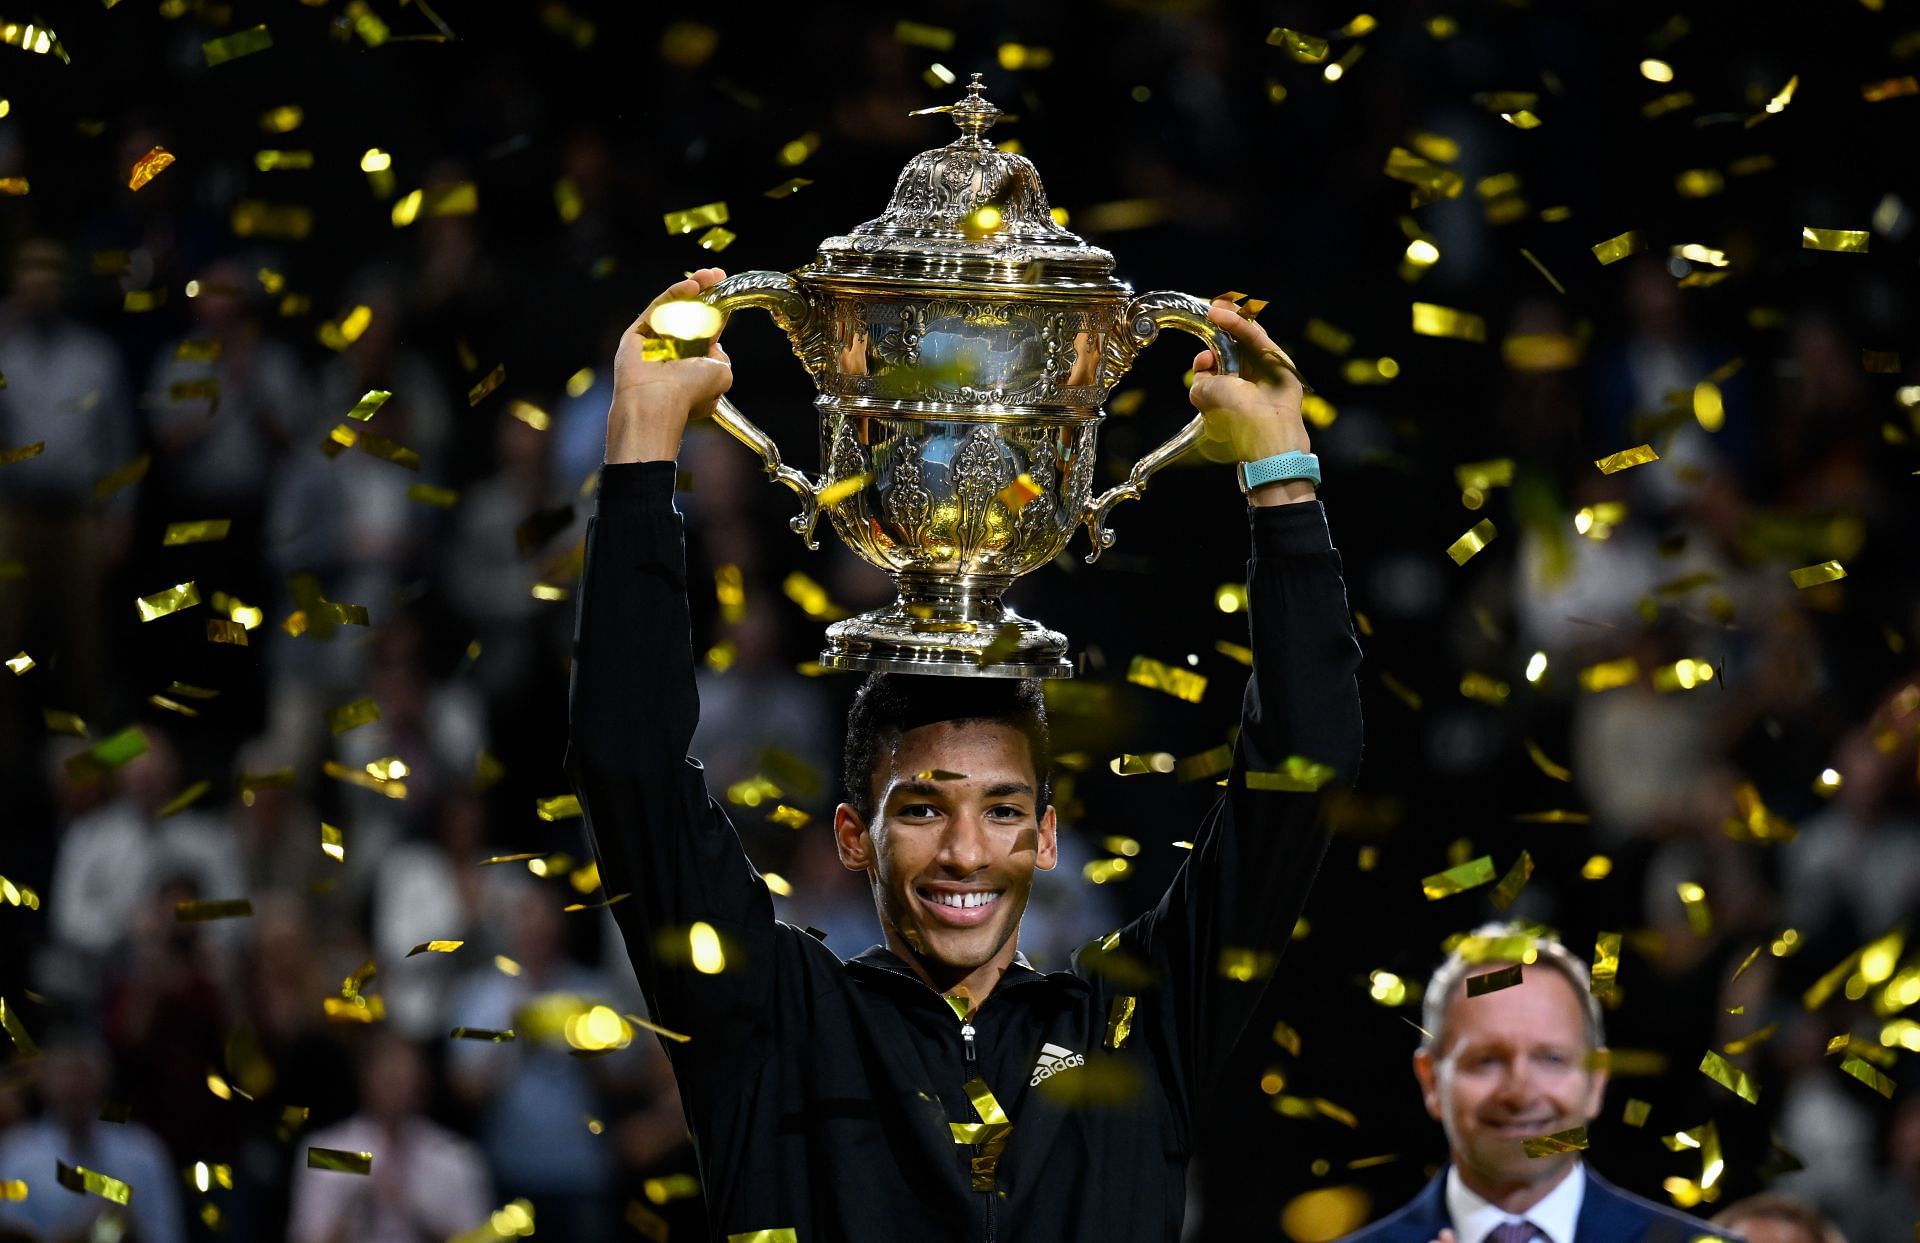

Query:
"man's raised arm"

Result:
[[565, 269, 777, 1066], [1094, 302, 1365, 1122]]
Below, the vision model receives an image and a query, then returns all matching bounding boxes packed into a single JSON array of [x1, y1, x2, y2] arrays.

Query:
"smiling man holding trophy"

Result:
[[567, 75, 1364, 1242]]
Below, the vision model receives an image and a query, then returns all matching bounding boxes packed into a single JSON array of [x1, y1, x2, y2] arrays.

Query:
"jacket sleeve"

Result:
[[565, 460, 779, 1073], [1100, 499, 1363, 1125]]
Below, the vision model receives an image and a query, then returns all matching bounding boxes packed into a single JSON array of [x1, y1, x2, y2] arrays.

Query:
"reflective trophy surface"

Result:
[[697, 75, 1249, 678]]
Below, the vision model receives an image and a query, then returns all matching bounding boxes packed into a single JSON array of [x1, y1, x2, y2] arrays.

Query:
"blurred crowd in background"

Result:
[[0, 1, 1916, 1240]]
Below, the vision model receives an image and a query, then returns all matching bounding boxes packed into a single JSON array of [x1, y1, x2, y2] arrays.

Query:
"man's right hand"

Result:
[[605, 267, 735, 464]]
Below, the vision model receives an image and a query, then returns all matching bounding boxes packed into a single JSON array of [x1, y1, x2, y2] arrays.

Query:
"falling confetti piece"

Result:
[[1700, 1050, 1760, 1104], [1411, 302, 1486, 342], [306, 1148, 373, 1174], [4, 652, 32, 676], [1467, 963, 1524, 996], [1521, 1126, 1588, 1157], [406, 940, 464, 957], [54, 1162, 129, 1205], [1591, 230, 1645, 265], [1839, 1056, 1895, 1098], [174, 899, 253, 922], [128, 146, 175, 190], [1446, 519, 1497, 565], [1595, 444, 1659, 474], [664, 201, 729, 235], [1126, 655, 1207, 703], [347, 390, 392, 421], [162, 520, 231, 546], [135, 581, 201, 622], [0, 442, 45, 465], [1592, 932, 1622, 998], [1422, 855, 1496, 899], [1789, 560, 1846, 589], [536, 794, 582, 821], [202, 24, 273, 67], [1801, 227, 1869, 253]]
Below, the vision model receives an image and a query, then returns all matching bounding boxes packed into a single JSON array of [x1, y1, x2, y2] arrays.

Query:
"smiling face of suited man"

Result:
[[1413, 966, 1609, 1214]]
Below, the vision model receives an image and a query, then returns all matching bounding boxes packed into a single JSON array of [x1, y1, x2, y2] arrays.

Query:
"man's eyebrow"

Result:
[[887, 779, 1035, 801]]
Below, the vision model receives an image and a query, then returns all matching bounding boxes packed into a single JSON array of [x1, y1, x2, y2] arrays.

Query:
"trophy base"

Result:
[[819, 575, 1073, 679]]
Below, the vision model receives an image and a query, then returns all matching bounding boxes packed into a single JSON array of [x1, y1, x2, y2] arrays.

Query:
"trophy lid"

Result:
[[811, 75, 1125, 290]]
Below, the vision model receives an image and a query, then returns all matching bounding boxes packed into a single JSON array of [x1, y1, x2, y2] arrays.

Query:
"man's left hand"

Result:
[[1188, 299, 1316, 506]]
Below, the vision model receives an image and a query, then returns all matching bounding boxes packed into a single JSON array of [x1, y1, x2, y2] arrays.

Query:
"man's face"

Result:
[[833, 721, 1056, 989], [1413, 966, 1608, 1197]]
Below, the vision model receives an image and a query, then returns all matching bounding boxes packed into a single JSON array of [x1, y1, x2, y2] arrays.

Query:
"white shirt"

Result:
[[1446, 1161, 1587, 1243]]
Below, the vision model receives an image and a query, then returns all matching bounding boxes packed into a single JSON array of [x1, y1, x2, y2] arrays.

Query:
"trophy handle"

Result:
[[700, 271, 829, 550], [1081, 292, 1241, 563]]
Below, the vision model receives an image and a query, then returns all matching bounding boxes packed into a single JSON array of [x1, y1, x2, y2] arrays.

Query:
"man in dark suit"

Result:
[[1339, 923, 1739, 1243]]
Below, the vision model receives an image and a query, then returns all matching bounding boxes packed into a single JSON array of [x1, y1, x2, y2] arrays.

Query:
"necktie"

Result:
[[1486, 1223, 1541, 1243]]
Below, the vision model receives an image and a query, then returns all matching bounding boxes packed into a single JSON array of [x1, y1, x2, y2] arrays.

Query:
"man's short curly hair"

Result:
[[841, 674, 1052, 822]]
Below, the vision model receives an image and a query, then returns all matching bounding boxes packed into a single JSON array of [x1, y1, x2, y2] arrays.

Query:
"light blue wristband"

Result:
[[1236, 450, 1320, 494]]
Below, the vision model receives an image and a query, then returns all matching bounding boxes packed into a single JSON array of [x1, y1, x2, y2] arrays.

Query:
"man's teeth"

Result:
[[927, 891, 1001, 909]]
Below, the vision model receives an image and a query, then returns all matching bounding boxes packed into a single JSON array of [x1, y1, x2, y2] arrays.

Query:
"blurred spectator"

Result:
[[0, 1036, 184, 1243], [446, 885, 636, 1243], [0, 238, 136, 718], [1710, 1193, 1846, 1243], [287, 1032, 492, 1243]]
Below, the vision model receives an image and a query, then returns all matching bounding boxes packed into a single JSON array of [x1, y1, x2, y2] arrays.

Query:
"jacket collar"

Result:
[[845, 944, 1087, 998]]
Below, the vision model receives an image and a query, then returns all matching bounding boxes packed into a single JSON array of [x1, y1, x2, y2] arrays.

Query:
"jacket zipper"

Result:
[[958, 1020, 994, 1242]]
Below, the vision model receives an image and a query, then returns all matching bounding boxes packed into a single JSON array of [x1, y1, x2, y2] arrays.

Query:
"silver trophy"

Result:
[[699, 75, 1253, 678]]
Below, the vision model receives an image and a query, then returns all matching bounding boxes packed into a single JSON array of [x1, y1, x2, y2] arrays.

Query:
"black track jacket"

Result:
[[567, 460, 1365, 1243]]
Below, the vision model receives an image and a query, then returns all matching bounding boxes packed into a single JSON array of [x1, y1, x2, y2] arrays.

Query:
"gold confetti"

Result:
[[319, 822, 344, 862], [162, 520, 231, 546], [4, 651, 31, 676], [727, 1231, 798, 1243], [42, 709, 90, 736], [767, 804, 810, 830], [1214, 640, 1253, 667], [135, 581, 201, 622], [1591, 230, 1646, 265], [0, 1179, 23, 1200], [1490, 852, 1533, 911], [1446, 519, 1496, 566], [994, 473, 1042, 513], [355, 431, 421, 470], [306, 1147, 373, 1175], [1518, 247, 1567, 295], [1459, 671, 1510, 705], [1126, 655, 1207, 703], [1801, 227, 1868, 253], [536, 794, 582, 821], [1789, 560, 1846, 589], [406, 940, 464, 957], [1723, 1021, 1779, 1056], [175, 898, 252, 922], [1175, 744, 1234, 783], [893, 20, 954, 50], [0, 995, 39, 1058], [1422, 855, 1496, 899], [1677, 881, 1712, 935], [1592, 932, 1622, 998], [466, 364, 507, 407], [1467, 963, 1524, 996], [326, 697, 380, 735], [344, 390, 392, 422], [1521, 1126, 1588, 1157], [254, 149, 313, 171], [765, 177, 812, 199], [55, 1162, 129, 1205], [1106, 995, 1136, 1049], [1623, 1099, 1652, 1127], [1219, 948, 1277, 983], [1523, 740, 1572, 782], [451, 1027, 516, 1042], [1863, 75, 1920, 102], [697, 226, 736, 252], [1700, 1049, 1760, 1104], [389, 182, 477, 227], [0, 441, 42, 466], [818, 472, 873, 508], [1246, 756, 1337, 792], [203, 24, 273, 66], [664, 201, 729, 235], [93, 452, 151, 500], [1266, 26, 1329, 62], [156, 780, 211, 818], [1411, 301, 1486, 342], [0, 19, 66, 62], [128, 146, 175, 191], [1839, 1056, 1895, 1098], [1595, 443, 1659, 474]]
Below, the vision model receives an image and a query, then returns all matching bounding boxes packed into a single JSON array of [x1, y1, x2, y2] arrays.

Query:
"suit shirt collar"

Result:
[[1445, 1161, 1586, 1243]]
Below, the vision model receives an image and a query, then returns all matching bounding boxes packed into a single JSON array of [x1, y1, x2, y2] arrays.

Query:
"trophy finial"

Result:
[[950, 72, 1001, 143]]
